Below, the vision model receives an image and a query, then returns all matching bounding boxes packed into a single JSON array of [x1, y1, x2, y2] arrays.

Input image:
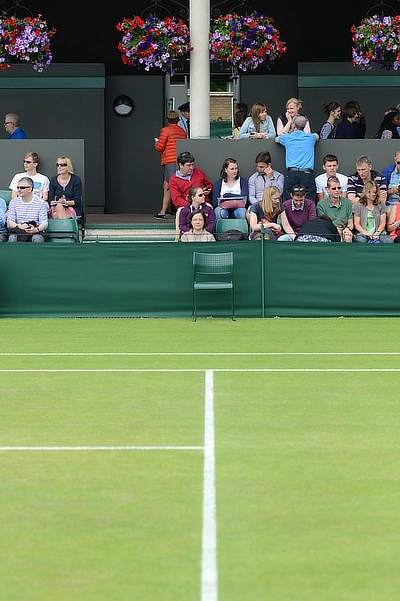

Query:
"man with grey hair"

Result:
[[275, 114, 319, 202], [7, 176, 48, 242], [3, 112, 27, 139]]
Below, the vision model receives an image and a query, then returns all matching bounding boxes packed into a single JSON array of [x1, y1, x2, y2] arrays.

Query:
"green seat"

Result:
[[0, 189, 12, 206], [45, 218, 79, 243], [192, 251, 235, 321], [215, 218, 249, 236]]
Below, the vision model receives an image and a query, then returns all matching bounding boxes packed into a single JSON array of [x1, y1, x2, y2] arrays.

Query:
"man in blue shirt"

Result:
[[4, 113, 28, 139], [275, 115, 318, 202]]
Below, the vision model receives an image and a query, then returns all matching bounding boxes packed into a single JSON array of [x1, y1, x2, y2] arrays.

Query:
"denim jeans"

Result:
[[214, 206, 247, 220]]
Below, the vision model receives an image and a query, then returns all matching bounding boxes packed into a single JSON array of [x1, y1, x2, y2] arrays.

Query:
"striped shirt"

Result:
[[7, 196, 49, 229]]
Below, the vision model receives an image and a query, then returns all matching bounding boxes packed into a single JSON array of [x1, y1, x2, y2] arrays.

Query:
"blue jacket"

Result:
[[382, 163, 396, 187], [9, 127, 27, 140], [211, 177, 249, 208]]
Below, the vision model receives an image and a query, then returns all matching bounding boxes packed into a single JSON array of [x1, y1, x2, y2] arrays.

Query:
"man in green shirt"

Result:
[[317, 176, 354, 242]]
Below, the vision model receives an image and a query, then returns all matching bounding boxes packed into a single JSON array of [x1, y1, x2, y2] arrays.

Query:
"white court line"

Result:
[[0, 446, 203, 451], [2, 368, 400, 373], [1, 352, 400, 356], [201, 370, 218, 601]]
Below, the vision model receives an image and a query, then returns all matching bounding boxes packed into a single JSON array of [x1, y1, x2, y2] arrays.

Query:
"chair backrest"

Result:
[[0, 189, 12, 206], [215, 218, 249, 235], [46, 218, 79, 242], [193, 251, 234, 276]]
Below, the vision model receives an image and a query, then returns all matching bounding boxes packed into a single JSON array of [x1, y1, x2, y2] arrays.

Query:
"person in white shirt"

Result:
[[177, 102, 190, 138], [315, 153, 348, 202], [9, 151, 50, 201]]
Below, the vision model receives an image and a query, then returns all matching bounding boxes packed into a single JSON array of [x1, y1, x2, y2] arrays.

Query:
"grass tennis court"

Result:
[[2, 317, 400, 601]]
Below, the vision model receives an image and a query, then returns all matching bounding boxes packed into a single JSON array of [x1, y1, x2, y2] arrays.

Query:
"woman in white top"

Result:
[[180, 209, 215, 242], [238, 102, 276, 139]]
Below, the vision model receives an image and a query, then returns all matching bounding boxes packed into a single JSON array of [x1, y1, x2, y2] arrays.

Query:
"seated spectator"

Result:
[[211, 157, 248, 220], [232, 109, 247, 139], [347, 155, 387, 207], [387, 198, 400, 241], [0, 195, 7, 242], [295, 215, 341, 242], [180, 209, 215, 242], [248, 185, 282, 241], [248, 151, 284, 206], [329, 105, 357, 139], [7, 176, 48, 242], [238, 102, 276, 139], [169, 151, 213, 209], [49, 156, 82, 219], [382, 150, 400, 207], [179, 186, 216, 234], [319, 102, 341, 140], [316, 176, 354, 242], [9, 151, 50, 201], [375, 110, 400, 139], [278, 185, 317, 242], [276, 97, 311, 135], [315, 154, 348, 201], [353, 181, 393, 244]]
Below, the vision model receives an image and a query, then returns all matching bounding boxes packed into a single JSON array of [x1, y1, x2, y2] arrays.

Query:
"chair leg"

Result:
[[192, 287, 197, 321], [231, 287, 235, 321]]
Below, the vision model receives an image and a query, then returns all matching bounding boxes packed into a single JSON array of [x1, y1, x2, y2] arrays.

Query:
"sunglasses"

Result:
[[329, 186, 341, 190], [292, 188, 305, 193], [197, 193, 204, 197], [23, 160, 33, 163], [56, 162, 67, 167], [17, 185, 30, 189]]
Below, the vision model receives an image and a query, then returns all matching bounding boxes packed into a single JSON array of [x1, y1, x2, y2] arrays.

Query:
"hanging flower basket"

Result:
[[351, 14, 400, 70], [209, 13, 286, 77], [116, 15, 192, 76], [0, 13, 56, 72]]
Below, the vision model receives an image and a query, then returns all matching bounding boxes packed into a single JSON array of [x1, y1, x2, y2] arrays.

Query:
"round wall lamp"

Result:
[[113, 95, 134, 116]]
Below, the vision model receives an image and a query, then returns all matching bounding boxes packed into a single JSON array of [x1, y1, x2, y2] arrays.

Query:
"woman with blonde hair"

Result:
[[238, 102, 276, 139], [48, 156, 82, 218], [276, 97, 311, 135], [248, 185, 282, 240], [353, 180, 393, 243]]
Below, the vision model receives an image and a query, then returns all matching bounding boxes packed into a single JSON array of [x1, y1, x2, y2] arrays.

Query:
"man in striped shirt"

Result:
[[7, 176, 48, 242]]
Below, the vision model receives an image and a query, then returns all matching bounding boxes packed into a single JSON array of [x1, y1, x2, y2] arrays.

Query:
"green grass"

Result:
[[1, 318, 400, 600]]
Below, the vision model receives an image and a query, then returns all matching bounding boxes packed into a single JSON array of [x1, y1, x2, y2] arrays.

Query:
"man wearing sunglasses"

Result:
[[381, 150, 400, 207], [7, 177, 48, 242], [317, 176, 354, 242]]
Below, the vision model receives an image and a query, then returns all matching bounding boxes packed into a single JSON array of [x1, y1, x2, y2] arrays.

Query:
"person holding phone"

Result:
[[7, 176, 48, 242], [48, 156, 82, 219]]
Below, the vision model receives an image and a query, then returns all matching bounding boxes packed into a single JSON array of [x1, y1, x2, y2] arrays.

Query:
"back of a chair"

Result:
[[193, 251, 234, 276], [46, 218, 79, 242], [0, 189, 12, 207], [215, 218, 249, 235]]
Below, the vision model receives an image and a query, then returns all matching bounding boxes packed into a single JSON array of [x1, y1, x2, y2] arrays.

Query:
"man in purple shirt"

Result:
[[278, 184, 317, 241]]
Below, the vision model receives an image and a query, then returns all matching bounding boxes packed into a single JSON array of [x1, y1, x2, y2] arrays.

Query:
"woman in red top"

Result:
[[154, 110, 187, 219]]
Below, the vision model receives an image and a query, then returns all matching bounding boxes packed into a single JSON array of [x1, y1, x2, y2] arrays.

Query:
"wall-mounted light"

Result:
[[113, 95, 134, 116]]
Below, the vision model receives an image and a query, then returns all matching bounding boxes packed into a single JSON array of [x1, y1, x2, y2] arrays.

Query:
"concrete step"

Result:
[[83, 223, 178, 243]]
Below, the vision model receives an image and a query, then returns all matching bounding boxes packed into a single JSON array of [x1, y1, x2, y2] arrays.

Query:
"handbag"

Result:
[[9, 221, 38, 242], [218, 198, 246, 210]]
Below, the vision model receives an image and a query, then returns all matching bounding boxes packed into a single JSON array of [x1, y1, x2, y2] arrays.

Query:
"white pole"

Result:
[[189, 0, 210, 139]]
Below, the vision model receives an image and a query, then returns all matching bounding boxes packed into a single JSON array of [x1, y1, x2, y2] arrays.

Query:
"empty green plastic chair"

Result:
[[192, 251, 235, 321], [45, 218, 79, 243]]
